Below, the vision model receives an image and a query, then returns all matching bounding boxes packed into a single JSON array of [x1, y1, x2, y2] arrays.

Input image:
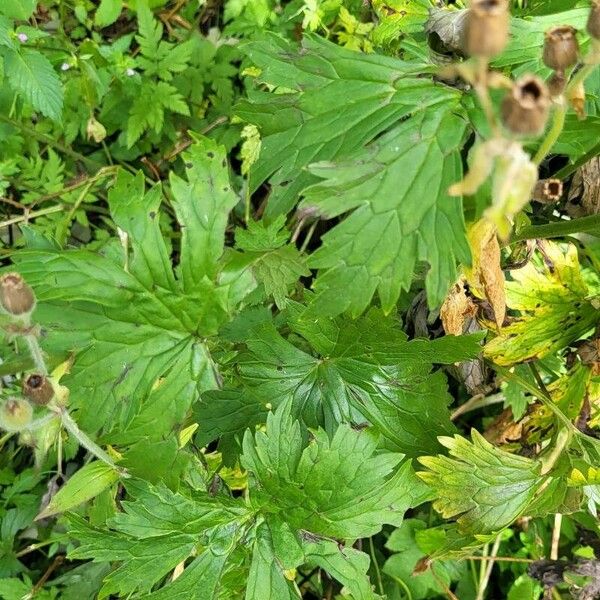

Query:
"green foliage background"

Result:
[[0, 1, 599, 599]]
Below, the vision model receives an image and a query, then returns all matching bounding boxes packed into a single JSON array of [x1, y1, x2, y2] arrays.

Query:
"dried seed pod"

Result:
[[0, 273, 36, 316], [501, 75, 551, 136], [588, 0, 600, 41], [23, 373, 54, 406], [543, 26, 579, 71], [0, 398, 33, 432], [547, 70, 567, 97], [463, 0, 509, 59], [533, 179, 563, 203]]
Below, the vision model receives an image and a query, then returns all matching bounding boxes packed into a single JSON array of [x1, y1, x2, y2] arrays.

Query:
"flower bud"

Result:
[[86, 116, 107, 143], [588, 0, 600, 41], [543, 26, 579, 71], [23, 374, 55, 406], [0, 273, 36, 316], [0, 398, 33, 432], [533, 179, 563, 203], [547, 71, 567, 97], [501, 75, 550, 136], [463, 0, 510, 59]]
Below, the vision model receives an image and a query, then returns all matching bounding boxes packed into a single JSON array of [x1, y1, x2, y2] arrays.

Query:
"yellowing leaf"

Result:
[[440, 278, 477, 336], [465, 219, 506, 329], [36, 461, 120, 519], [484, 243, 600, 366]]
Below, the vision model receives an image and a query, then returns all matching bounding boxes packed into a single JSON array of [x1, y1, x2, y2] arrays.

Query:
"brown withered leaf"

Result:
[[440, 278, 477, 336], [567, 157, 600, 218], [465, 219, 506, 329], [483, 408, 523, 445]]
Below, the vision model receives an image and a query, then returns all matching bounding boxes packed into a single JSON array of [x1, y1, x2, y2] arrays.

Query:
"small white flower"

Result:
[[17, 33, 28, 43], [126, 68, 136, 77], [61, 63, 71, 71]]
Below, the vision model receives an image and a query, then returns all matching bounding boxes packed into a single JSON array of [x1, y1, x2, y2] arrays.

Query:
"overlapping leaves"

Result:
[[197, 305, 483, 458], [69, 401, 428, 599]]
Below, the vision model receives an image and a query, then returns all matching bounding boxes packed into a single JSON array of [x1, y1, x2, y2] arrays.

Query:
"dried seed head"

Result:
[[588, 0, 600, 40], [23, 374, 54, 406], [463, 0, 509, 58], [501, 75, 551, 136], [543, 26, 579, 71], [0, 397, 33, 432], [0, 273, 36, 316], [533, 179, 563, 203], [547, 70, 567, 97]]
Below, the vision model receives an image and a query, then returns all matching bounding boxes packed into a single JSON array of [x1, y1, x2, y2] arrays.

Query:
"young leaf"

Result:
[[418, 430, 546, 534], [36, 462, 119, 520], [237, 33, 457, 218], [302, 106, 470, 314]]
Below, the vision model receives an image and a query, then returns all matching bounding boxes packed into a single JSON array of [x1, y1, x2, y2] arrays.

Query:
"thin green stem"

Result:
[[388, 574, 413, 600], [369, 537, 385, 597], [513, 214, 600, 241], [24, 335, 48, 375], [58, 409, 127, 476], [533, 99, 566, 166]]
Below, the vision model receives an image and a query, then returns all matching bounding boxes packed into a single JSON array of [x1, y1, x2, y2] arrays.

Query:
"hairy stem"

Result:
[[533, 98, 566, 166]]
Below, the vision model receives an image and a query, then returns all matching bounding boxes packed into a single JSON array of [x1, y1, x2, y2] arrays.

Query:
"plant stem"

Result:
[[533, 98, 566, 166], [551, 513, 562, 560], [513, 214, 600, 241], [451, 392, 505, 421], [0, 205, 64, 230], [24, 335, 48, 375], [369, 537, 385, 596], [476, 534, 502, 600], [58, 408, 127, 476]]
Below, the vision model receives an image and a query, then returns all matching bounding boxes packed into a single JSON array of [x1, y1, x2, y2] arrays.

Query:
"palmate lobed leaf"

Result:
[[197, 304, 483, 459], [9, 138, 241, 446], [237, 32, 456, 219], [68, 401, 427, 598], [302, 105, 470, 315]]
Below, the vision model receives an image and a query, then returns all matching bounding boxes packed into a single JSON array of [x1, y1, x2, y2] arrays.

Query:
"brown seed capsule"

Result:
[[547, 70, 567, 97], [533, 179, 563, 203], [0, 397, 33, 432], [0, 273, 36, 316], [463, 0, 510, 59], [501, 75, 551, 136], [588, 0, 600, 41], [23, 374, 54, 406], [543, 26, 579, 71]]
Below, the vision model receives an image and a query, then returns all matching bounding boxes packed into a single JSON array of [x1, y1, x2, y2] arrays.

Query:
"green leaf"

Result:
[[10, 140, 240, 445], [202, 306, 481, 456], [232, 217, 310, 307], [36, 462, 119, 520], [304, 539, 378, 600], [302, 105, 469, 314], [246, 522, 301, 600], [0, 0, 37, 20], [68, 480, 249, 598], [237, 33, 457, 218], [242, 400, 430, 539], [95, 0, 122, 27], [484, 243, 600, 366], [418, 430, 546, 534], [4, 48, 63, 120]]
